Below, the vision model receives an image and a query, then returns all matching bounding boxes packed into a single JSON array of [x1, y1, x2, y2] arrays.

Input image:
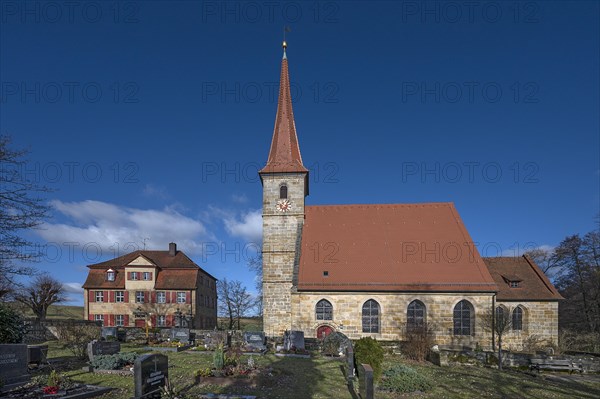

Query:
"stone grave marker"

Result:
[[345, 343, 355, 380], [283, 330, 305, 350], [358, 364, 374, 399], [243, 332, 266, 351], [87, 340, 121, 362], [169, 327, 191, 344], [101, 327, 118, 340], [0, 344, 30, 390], [134, 353, 168, 398]]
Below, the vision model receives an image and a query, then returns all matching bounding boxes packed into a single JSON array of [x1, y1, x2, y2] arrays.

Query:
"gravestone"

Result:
[[169, 327, 191, 344], [101, 327, 118, 340], [243, 332, 266, 351], [134, 353, 168, 398], [358, 364, 374, 399], [345, 343, 355, 380], [27, 344, 48, 364], [0, 344, 30, 390], [87, 340, 121, 362], [283, 330, 305, 350]]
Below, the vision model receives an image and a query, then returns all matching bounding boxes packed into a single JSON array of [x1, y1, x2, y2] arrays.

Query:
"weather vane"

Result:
[[283, 26, 291, 48]]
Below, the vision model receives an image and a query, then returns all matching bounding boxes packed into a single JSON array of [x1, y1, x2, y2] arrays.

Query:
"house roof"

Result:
[[259, 45, 308, 175], [483, 256, 563, 301], [297, 203, 498, 292], [82, 249, 216, 289]]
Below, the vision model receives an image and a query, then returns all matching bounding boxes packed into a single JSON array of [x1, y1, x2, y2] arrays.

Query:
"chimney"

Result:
[[169, 242, 177, 256]]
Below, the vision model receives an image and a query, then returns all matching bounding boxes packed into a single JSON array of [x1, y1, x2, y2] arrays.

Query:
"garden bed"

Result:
[[1, 384, 112, 399], [144, 345, 192, 352]]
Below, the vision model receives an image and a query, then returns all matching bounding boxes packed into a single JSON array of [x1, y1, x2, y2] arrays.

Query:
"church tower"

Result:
[[259, 42, 309, 337]]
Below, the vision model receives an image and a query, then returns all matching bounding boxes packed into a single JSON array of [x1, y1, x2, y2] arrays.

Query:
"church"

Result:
[[259, 42, 562, 350]]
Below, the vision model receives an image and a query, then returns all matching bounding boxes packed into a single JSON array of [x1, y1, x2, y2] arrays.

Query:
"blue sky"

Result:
[[1, 1, 598, 305]]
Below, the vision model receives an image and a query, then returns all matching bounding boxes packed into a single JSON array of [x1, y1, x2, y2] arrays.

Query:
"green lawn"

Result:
[[38, 341, 600, 399]]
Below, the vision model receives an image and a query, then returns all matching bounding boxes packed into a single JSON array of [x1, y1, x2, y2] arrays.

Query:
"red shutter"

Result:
[[186, 292, 191, 304], [151, 292, 156, 303], [103, 314, 109, 326], [166, 291, 171, 303], [127, 272, 131, 280], [166, 315, 173, 327], [109, 314, 115, 326], [151, 315, 156, 327], [144, 291, 149, 303], [89, 291, 94, 303], [110, 291, 115, 303], [124, 315, 129, 327], [172, 292, 177, 303], [124, 291, 129, 303], [103, 291, 108, 302], [149, 272, 153, 280], [136, 272, 140, 280], [88, 314, 94, 321]]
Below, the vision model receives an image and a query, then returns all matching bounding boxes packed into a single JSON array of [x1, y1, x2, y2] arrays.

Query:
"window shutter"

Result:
[[88, 314, 94, 321], [186, 292, 191, 304], [109, 314, 115, 326], [149, 272, 153, 280], [172, 292, 177, 303], [110, 291, 115, 302], [144, 292, 149, 303], [89, 291, 94, 303], [151, 292, 156, 303], [104, 314, 109, 325], [165, 291, 170, 304], [151, 315, 156, 327], [124, 315, 129, 327], [166, 315, 173, 327], [124, 291, 129, 302]]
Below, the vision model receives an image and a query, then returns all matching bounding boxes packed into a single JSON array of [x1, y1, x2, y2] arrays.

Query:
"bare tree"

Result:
[[0, 136, 51, 297], [217, 279, 255, 330], [248, 253, 263, 316], [14, 275, 66, 321], [524, 247, 560, 276], [480, 306, 513, 370]]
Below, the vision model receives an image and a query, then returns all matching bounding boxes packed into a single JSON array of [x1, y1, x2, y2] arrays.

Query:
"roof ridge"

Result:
[[306, 202, 454, 209]]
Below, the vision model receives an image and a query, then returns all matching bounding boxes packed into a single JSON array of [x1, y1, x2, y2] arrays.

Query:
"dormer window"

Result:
[[509, 281, 520, 288], [106, 269, 115, 282], [280, 185, 288, 199]]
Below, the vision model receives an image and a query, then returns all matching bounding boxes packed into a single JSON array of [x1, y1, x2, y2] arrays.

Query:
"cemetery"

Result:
[[0, 319, 598, 399]]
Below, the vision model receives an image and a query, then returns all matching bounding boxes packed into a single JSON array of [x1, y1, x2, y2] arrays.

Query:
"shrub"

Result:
[[402, 323, 435, 361], [90, 352, 137, 370], [559, 329, 600, 353], [322, 331, 350, 356], [354, 337, 385, 381], [380, 364, 432, 393], [56, 322, 100, 359], [213, 345, 225, 370], [0, 304, 26, 343]]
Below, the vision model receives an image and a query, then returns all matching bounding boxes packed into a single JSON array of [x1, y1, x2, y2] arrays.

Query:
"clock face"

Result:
[[276, 199, 292, 212]]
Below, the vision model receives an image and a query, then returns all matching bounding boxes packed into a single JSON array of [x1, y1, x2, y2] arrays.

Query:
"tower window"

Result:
[[280, 185, 288, 199]]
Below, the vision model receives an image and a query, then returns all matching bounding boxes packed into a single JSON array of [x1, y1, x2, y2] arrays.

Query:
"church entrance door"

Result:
[[316, 325, 333, 339]]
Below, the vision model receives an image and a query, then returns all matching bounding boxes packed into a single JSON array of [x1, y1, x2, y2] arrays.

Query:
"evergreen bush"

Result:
[[0, 304, 25, 343], [90, 352, 137, 370], [354, 337, 384, 381], [380, 364, 432, 393]]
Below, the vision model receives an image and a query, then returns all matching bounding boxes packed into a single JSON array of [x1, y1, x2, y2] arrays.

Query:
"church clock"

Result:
[[276, 199, 292, 212]]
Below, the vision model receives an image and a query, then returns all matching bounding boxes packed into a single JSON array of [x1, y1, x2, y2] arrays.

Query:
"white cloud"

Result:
[[231, 194, 249, 204], [37, 200, 213, 255], [500, 244, 554, 257], [222, 209, 262, 244], [62, 282, 84, 294], [143, 184, 170, 200]]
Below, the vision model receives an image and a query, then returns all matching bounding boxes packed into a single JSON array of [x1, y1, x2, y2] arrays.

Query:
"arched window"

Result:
[[279, 185, 288, 199], [316, 299, 333, 321], [453, 300, 473, 336], [362, 299, 380, 333], [106, 269, 115, 282], [407, 300, 426, 331], [512, 306, 523, 331], [495, 306, 505, 323]]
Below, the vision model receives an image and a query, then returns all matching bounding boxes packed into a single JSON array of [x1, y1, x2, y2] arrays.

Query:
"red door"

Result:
[[317, 325, 333, 339]]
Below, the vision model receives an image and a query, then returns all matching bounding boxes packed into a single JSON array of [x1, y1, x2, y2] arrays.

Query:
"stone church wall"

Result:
[[495, 301, 559, 349]]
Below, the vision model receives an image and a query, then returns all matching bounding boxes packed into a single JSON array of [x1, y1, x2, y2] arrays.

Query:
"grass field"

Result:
[[37, 341, 600, 399]]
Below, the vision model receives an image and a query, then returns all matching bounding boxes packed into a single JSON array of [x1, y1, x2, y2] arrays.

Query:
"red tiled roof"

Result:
[[484, 256, 563, 301], [259, 49, 308, 175], [82, 249, 215, 289], [297, 203, 498, 292]]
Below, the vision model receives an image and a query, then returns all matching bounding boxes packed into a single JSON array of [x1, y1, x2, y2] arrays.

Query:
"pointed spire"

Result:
[[260, 42, 308, 174]]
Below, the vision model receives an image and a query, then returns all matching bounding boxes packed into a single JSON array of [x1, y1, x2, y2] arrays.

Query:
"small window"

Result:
[[177, 292, 186, 304], [157, 292, 166, 303], [323, 271, 329, 277], [106, 270, 115, 281], [95, 291, 104, 302], [131, 272, 139, 281], [280, 185, 288, 199], [95, 314, 104, 326], [136, 291, 145, 303], [115, 315, 124, 326], [316, 299, 333, 320], [157, 315, 166, 327], [510, 281, 520, 288], [143, 272, 151, 281], [115, 291, 124, 303]]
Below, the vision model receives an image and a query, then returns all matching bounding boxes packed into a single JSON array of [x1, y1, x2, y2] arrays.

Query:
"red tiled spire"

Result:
[[260, 42, 308, 174]]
